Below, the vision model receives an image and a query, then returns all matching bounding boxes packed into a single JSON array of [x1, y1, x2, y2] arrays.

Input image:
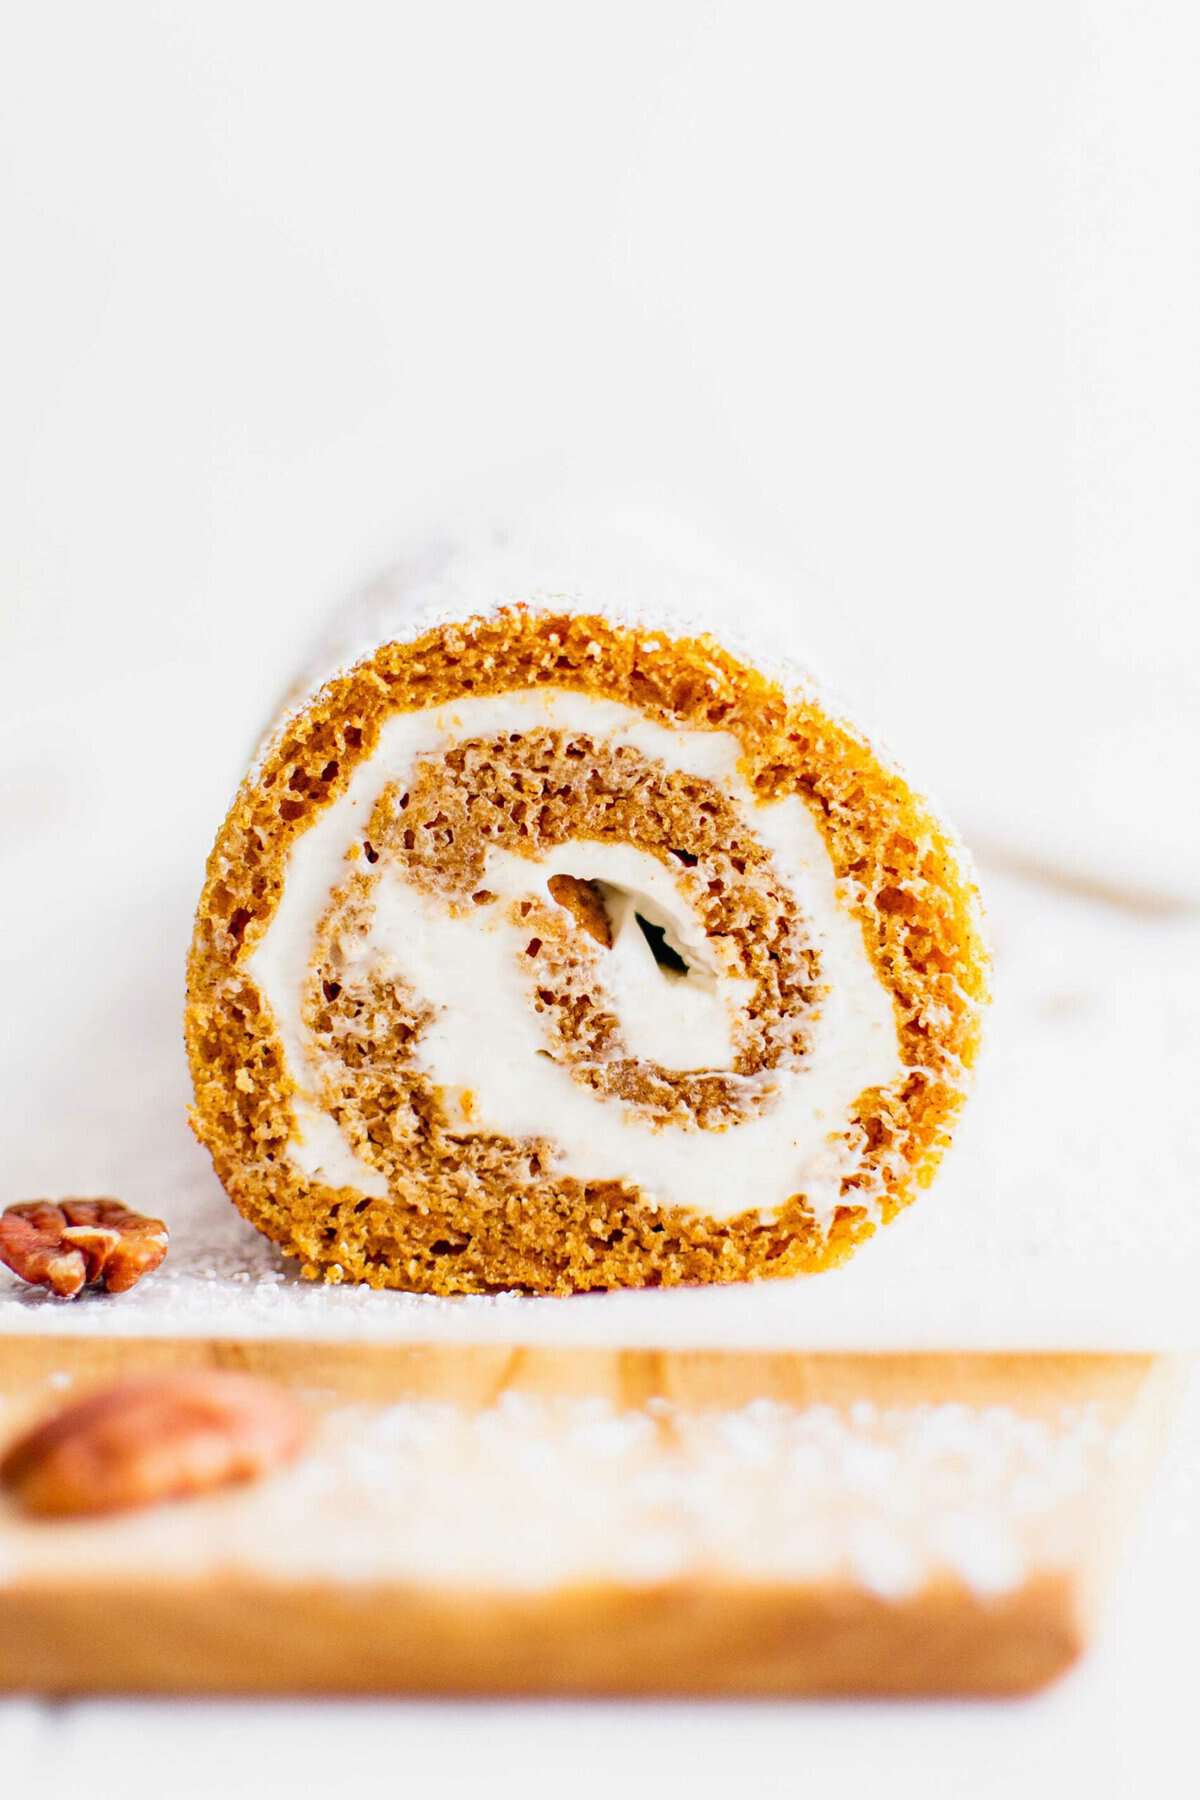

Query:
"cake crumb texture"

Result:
[[185, 609, 989, 1294]]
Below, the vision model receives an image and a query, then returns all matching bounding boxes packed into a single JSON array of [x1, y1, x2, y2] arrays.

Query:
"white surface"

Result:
[[1, 0, 1198, 1786]]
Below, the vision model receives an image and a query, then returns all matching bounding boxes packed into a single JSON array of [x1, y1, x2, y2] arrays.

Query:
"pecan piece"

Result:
[[0, 1199, 168, 1299], [0, 1373, 309, 1517], [546, 873, 612, 947]]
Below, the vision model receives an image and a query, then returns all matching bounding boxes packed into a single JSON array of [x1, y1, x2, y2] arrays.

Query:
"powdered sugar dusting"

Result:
[[0, 1388, 1136, 1598]]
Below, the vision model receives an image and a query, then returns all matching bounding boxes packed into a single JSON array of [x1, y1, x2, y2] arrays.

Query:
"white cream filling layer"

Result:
[[249, 690, 904, 1227], [455, 839, 752, 1073]]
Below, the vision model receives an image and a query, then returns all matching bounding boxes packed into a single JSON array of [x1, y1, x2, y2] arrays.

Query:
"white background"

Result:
[[1, 2, 1198, 1794]]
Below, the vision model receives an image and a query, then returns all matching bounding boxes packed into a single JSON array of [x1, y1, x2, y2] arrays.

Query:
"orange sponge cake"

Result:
[[186, 529, 989, 1293]]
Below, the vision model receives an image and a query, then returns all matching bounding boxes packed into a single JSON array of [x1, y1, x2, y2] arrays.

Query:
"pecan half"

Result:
[[547, 873, 612, 947], [0, 1373, 309, 1517], [0, 1199, 169, 1299]]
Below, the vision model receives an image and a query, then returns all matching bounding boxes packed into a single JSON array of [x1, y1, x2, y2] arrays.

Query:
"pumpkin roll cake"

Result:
[[186, 526, 989, 1294]]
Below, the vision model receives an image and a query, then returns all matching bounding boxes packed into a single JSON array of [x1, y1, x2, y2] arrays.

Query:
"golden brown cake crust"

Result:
[[185, 608, 989, 1294]]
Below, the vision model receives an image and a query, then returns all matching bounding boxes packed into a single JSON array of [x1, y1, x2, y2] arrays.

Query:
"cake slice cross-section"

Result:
[[186, 535, 989, 1293]]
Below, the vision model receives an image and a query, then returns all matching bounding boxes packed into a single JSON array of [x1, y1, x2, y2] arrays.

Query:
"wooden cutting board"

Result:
[[0, 1338, 1176, 1697]]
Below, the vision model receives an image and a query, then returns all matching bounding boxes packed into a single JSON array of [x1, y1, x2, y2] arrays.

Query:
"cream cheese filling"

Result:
[[439, 837, 753, 1073], [249, 689, 904, 1227]]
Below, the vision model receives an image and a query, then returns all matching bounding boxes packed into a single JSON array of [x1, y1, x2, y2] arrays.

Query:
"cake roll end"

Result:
[[186, 603, 989, 1294]]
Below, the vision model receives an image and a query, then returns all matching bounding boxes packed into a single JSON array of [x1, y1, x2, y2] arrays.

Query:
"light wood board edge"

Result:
[[0, 1340, 1181, 1698]]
